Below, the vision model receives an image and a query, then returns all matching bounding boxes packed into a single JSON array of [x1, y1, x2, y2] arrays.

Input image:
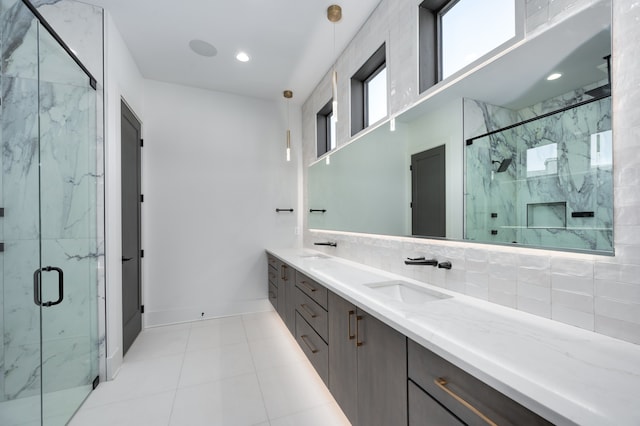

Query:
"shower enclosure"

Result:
[[1, 0, 100, 424]]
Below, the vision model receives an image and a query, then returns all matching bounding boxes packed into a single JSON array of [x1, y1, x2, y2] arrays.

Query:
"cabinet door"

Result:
[[356, 309, 408, 426], [328, 291, 358, 425]]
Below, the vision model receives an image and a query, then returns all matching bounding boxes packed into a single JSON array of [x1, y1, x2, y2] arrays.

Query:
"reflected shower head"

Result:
[[492, 158, 512, 173]]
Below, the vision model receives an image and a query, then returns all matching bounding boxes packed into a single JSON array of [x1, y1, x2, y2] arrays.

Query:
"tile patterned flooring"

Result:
[[70, 311, 350, 426]]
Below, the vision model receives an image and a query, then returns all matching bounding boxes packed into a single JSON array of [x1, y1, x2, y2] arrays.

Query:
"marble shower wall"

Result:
[[464, 93, 613, 252], [303, 0, 640, 345], [0, 0, 104, 402]]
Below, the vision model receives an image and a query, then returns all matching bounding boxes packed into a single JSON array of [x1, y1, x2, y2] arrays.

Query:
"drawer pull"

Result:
[[298, 280, 317, 292], [356, 315, 363, 347], [435, 378, 497, 426], [300, 303, 317, 318], [347, 310, 355, 340], [300, 334, 319, 354], [280, 264, 288, 281]]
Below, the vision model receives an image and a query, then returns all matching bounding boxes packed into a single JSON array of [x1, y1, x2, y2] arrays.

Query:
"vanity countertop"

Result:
[[266, 247, 640, 426]]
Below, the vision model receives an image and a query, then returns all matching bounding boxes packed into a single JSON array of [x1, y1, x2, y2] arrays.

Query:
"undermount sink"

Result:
[[364, 281, 452, 304], [298, 254, 330, 260]]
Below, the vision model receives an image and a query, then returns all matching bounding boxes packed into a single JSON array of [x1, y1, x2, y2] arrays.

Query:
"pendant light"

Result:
[[327, 5, 342, 123], [284, 90, 293, 162]]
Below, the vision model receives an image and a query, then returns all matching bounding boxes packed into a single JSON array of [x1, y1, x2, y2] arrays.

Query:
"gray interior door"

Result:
[[121, 100, 142, 355], [411, 145, 446, 237]]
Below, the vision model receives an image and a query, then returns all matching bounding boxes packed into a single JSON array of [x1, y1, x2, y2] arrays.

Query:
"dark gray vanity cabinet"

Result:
[[267, 255, 294, 329], [407, 339, 552, 426], [267, 256, 278, 310], [328, 291, 408, 426]]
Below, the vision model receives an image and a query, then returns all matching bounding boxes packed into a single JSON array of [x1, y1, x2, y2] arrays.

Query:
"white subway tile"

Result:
[[517, 297, 552, 318], [518, 282, 551, 302], [550, 258, 594, 277], [552, 290, 594, 313], [551, 275, 594, 295], [595, 315, 640, 345], [595, 297, 640, 325], [595, 280, 640, 302], [518, 267, 551, 287], [551, 305, 594, 331]]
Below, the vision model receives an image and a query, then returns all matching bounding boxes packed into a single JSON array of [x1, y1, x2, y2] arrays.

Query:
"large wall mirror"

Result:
[[307, 0, 612, 254]]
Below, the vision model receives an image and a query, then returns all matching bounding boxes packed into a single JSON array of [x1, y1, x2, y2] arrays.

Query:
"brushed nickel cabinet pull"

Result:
[[282, 264, 288, 281], [356, 315, 363, 347], [347, 310, 355, 340], [300, 303, 317, 318], [434, 378, 497, 426], [299, 280, 317, 292], [280, 265, 285, 280], [300, 335, 319, 354]]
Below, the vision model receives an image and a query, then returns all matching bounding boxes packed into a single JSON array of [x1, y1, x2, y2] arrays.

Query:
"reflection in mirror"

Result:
[[465, 96, 612, 253], [307, 0, 611, 253]]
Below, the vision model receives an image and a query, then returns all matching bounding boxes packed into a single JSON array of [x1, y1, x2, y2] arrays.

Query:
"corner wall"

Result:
[[140, 79, 300, 327]]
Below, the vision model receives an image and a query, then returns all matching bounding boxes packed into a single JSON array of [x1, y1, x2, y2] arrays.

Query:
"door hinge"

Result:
[[466, 139, 473, 146], [92, 375, 100, 390], [141, 305, 145, 314], [409, 165, 413, 171], [140, 249, 144, 258], [140, 194, 144, 203], [410, 202, 413, 208], [140, 138, 144, 147]]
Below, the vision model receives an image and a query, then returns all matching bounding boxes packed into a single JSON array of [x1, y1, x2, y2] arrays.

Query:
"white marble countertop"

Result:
[[266, 248, 640, 426]]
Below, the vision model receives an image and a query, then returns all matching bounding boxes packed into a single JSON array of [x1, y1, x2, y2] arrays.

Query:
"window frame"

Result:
[[350, 43, 387, 136], [419, 0, 524, 93], [316, 99, 334, 158]]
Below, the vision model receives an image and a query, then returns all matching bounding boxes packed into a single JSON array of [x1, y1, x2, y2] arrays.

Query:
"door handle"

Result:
[[33, 266, 64, 307], [122, 257, 133, 262]]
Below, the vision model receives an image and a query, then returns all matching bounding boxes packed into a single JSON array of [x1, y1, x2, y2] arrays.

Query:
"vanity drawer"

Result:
[[409, 380, 463, 425], [408, 339, 551, 426], [295, 272, 328, 310], [268, 266, 277, 286], [267, 254, 279, 270], [294, 286, 328, 342], [268, 282, 278, 310], [295, 312, 328, 384]]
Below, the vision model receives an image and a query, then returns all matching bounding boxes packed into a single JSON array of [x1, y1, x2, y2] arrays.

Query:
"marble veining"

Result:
[[0, 0, 104, 410], [464, 91, 613, 253]]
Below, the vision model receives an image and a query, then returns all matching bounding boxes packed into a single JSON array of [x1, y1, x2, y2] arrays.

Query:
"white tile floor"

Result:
[[69, 311, 351, 426]]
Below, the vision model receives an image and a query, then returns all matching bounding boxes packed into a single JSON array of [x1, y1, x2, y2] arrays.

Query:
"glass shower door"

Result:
[[37, 15, 99, 426], [0, 1, 43, 424], [0, 0, 99, 424]]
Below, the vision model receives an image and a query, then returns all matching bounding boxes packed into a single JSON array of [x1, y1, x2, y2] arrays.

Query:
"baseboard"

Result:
[[144, 299, 273, 328]]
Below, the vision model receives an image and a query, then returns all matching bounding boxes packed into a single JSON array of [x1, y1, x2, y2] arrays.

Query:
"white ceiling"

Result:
[[84, 0, 382, 104]]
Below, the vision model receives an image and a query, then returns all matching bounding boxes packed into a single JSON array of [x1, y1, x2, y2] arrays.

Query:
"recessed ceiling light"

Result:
[[236, 51, 250, 62], [189, 39, 217, 57], [546, 73, 562, 81]]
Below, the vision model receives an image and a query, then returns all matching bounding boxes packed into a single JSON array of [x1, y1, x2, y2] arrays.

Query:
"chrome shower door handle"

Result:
[[33, 266, 64, 307]]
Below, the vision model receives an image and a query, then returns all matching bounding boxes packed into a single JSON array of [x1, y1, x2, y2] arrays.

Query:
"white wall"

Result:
[[141, 79, 299, 327], [302, 0, 640, 345], [103, 12, 146, 378]]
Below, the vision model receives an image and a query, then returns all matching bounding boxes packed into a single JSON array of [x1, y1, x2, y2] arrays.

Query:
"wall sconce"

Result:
[[328, 5, 342, 123], [284, 90, 293, 162]]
